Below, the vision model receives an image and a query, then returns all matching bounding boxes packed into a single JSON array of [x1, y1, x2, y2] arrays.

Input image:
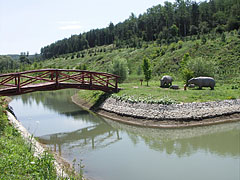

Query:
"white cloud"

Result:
[[57, 21, 82, 30], [59, 24, 82, 30]]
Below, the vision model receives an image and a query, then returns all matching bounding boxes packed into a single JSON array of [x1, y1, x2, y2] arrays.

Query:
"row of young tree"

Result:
[[41, 0, 240, 59]]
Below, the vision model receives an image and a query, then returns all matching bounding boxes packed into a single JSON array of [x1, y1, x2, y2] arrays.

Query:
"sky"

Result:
[[0, 0, 176, 55]]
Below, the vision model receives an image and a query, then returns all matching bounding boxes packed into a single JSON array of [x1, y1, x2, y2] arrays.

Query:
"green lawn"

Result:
[[78, 80, 240, 106]]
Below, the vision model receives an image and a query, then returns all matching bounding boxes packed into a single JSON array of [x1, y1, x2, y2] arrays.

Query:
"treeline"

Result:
[[0, 56, 19, 73], [0, 52, 42, 73], [41, 0, 240, 59]]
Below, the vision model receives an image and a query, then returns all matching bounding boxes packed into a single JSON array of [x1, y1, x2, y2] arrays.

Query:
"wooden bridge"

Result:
[[0, 69, 119, 96]]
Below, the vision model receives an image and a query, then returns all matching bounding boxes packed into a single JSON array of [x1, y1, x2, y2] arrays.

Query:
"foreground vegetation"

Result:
[[0, 98, 85, 179], [0, 97, 58, 179]]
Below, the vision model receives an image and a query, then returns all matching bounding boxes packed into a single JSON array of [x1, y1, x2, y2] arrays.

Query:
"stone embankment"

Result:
[[100, 97, 240, 120]]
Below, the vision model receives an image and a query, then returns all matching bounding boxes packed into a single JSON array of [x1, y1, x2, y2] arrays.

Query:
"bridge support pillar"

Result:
[[16, 74, 21, 94]]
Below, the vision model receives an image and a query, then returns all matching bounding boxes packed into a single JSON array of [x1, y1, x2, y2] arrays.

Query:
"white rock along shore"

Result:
[[7, 111, 69, 178], [99, 97, 240, 120]]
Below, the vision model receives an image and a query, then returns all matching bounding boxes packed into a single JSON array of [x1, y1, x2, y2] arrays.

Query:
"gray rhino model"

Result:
[[160, 75, 173, 88], [188, 77, 215, 90]]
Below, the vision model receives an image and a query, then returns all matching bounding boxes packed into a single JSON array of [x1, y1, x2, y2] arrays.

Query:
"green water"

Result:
[[10, 89, 240, 180]]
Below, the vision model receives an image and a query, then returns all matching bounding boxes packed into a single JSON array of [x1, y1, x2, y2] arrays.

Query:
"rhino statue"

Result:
[[160, 75, 173, 88], [188, 77, 215, 90]]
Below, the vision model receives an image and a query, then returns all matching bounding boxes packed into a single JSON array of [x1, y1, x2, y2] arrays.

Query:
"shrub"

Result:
[[186, 57, 216, 77], [221, 33, 226, 42], [201, 35, 207, 44], [215, 25, 225, 34], [109, 57, 129, 83], [181, 68, 194, 84], [177, 40, 183, 49]]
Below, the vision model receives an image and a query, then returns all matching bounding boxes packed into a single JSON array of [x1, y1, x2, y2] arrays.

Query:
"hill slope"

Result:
[[36, 31, 240, 82]]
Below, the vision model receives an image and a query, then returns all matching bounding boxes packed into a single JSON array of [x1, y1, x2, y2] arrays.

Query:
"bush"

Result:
[[181, 68, 194, 84], [215, 25, 225, 34], [109, 57, 129, 83], [186, 57, 216, 78], [177, 40, 183, 49], [201, 35, 207, 44]]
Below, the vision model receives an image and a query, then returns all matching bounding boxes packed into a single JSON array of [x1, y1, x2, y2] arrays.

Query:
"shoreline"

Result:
[[72, 94, 240, 128], [6, 111, 69, 178]]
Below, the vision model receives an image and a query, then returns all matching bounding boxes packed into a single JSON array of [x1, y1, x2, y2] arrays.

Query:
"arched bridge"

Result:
[[0, 69, 119, 96]]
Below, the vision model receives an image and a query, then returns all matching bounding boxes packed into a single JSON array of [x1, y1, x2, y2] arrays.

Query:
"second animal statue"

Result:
[[160, 75, 173, 88]]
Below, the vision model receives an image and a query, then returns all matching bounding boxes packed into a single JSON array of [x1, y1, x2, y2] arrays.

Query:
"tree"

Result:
[[110, 57, 129, 83], [142, 56, 152, 86], [170, 24, 179, 37], [186, 57, 216, 78], [190, 25, 198, 35]]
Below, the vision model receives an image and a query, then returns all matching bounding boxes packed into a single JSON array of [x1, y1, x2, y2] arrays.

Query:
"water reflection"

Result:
[[38, 116, 240, 158], [12, 89, 240, 158], [39, 122, 121, 155], [105, 119, 240, 157]]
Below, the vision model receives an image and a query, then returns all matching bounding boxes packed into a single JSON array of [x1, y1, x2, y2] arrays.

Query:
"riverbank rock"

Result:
[[99, 98, 240, 121]]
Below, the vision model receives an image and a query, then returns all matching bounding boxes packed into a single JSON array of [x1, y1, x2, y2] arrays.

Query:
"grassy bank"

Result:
[[77, 80, 240, 107], [0, 97, 59, 179], [0, 97, 85, 180]]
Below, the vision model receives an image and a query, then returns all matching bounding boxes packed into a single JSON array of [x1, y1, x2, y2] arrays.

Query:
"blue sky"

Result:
[[0, 0, 175, 55]]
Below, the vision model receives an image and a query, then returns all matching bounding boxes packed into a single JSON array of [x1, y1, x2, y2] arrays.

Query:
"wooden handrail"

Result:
[[0, 69, 120, 96]]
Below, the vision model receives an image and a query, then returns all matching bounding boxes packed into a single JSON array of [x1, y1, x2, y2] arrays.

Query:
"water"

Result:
[[10, 89, 240, 180]]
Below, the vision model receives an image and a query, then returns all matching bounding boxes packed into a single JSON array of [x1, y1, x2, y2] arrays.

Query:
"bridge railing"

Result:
[[0, 69, 119, 95]]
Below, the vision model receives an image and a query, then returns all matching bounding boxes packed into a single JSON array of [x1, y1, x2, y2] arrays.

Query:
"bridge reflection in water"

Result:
[[38, 122, 121, 156]]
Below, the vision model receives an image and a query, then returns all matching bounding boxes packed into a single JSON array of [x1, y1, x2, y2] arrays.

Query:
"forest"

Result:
[[40, 0, 240, 59]]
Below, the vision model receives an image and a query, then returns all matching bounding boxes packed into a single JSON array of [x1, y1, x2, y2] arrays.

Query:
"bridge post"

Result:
[[55, 70, 59, 87], [106, 78, 109, 88], [16, 74, 21, 94], [81, 72, 84, 84], [115, 77, 118, 92], [51, 71, 54, 81], [15, 76, 17, 86], [89, 73, 92, 89]]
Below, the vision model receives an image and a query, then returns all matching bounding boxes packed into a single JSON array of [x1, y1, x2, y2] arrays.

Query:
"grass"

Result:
[[77, 80, 240, 106], [0, 97, 58, 179], [0, 97, 84, 180]]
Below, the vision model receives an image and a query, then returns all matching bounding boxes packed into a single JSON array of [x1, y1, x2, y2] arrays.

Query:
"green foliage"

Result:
[[0, 98, 58, 179], [111, 94, 177, 105], [170, 24, 179, 37], [215, 25, 225, 34], [0, 56, 19, 73], [109, 57, 129, 83], [180, 52, 190, 68], [142, 56, 152, 86], [79, 80, 240, 105], [221, 33, 226, 42], [40, 0, 239, 59], [177, 40, 184, 49], [186, 57, 216, 78], [227, 17, 240, 31], [190, 25, 198, 35], [201, 35, 207, 44], [181, 68, 194, 84], [75, 64, 87, 70], [199, 21, 209, 34]]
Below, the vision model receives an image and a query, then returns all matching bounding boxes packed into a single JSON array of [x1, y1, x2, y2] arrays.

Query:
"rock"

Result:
[[170, 85, 179, 89]]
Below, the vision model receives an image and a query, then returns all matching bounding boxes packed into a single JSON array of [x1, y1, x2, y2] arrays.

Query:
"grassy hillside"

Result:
[[37, 31, 240, 81], [31, 31, 240, 103]]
